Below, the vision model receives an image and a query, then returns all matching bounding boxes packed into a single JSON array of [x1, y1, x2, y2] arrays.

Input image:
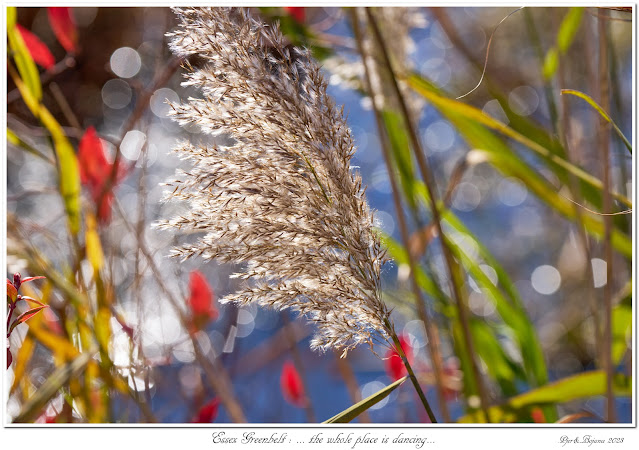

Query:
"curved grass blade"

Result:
[[323, 376, 408, 423], [561, 89, 632, 154], [407, 73, 631, 208], [7, 7, 42, 102], [8, 66, 82, 235], [405, 75, 631, 258], [458, 370, 631, 423]]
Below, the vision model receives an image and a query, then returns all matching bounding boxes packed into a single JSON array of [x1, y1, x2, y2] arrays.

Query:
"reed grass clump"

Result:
[[159, 7, 392, 357]]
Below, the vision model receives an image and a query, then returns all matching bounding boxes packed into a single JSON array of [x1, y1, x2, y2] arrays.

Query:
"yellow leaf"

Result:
[[10, 335, 36, 394], [85, 213, 104, 271]]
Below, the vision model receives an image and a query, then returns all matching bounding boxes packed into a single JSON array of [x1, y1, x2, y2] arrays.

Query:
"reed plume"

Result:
[[159, 7, 392, 357]]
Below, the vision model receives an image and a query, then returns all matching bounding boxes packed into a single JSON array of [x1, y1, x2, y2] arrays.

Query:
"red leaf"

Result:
[[78, 127, 124, 222], [16, 25, 55, 70], [192, 398, 219, 423], [531, 407, 546, 423], [10, 305, 49, 333], [47, 7, 77, 53], [284, 7, 305, 23], [20, 276, 47, 284], [187, 271, 218, 329], [79, 127, 110, 187], [20, 296, 46, 307], [7, 280, 18, 304], [280, 360, 305, 407], [385, 334, 412, 381]]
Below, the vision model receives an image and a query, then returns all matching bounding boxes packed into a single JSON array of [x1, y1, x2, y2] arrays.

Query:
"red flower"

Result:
[[47, 7, 77, 53], [385, 334, 412, 381], [187, 271, 218, 331], [280, 360, 305, 407], [16, 25, 55, 70], [78, 127, 125, 222], [284, 7, 305, 23], [192, 398, 219, 423]]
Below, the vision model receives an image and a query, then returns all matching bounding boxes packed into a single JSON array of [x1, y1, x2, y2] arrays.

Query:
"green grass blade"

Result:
[[447, 232, 548, 388], [543, 8, 584, 80], [557, 7, 584, 53], [561, 89, 632, 154], [323, 376, 408, 423], [407, 73, 631, 208], [470, 319, 524, 397], [381, 108, 417, 210], [8, 128, 55, 164], [7, 7, 42, 102], [9, 70, 82, 235], [406, 75, 631, 258], [458, 370, 631, 423]]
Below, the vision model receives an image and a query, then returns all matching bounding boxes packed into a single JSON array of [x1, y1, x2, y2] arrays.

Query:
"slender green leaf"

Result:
[[562, 89, 632, 154], [470, 319, 524, 397], [406, 75, 631, 258], [557, 8, 584, 53], [458, 370, 632, 423], [323, 376, 407, 423], [9, 70, 82, 235], [542, 8, 584, 80], [7, 7, 42, 102], [448, 233, 547, 388], [381, 109, 417, 210], [542, 48, 559, 80], [407, 73, 631, 208]]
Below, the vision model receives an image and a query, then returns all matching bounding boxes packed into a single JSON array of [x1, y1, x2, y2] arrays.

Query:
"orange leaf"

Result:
[[7, 280, 18, 304], [187, 271, 218, 329], [16, 25, 55, 70], [192, 398, 219, 423], [47, 7, 77, 53], [280, 360, 305, 407]]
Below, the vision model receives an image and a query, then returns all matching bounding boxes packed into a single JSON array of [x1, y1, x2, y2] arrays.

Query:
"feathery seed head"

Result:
[[160, 7, 391, 356]]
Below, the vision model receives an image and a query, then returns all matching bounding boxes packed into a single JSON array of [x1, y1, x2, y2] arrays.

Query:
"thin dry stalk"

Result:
[[365, 7, 492, 422], [350, 7, 449, 422], [597, 11, 616, 423], [557, 47, 601, 369]]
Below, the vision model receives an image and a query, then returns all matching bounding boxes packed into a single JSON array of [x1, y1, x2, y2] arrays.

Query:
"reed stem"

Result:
[[386, 321, 438, 423]]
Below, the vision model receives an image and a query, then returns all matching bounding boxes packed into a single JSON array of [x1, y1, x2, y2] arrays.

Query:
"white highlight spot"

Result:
[[531, 265, 561, 295], [150, 88, 180, 118], [110, 47, 142, 78], [591, 258, 607, 288], [120, 130, 146, 161]]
